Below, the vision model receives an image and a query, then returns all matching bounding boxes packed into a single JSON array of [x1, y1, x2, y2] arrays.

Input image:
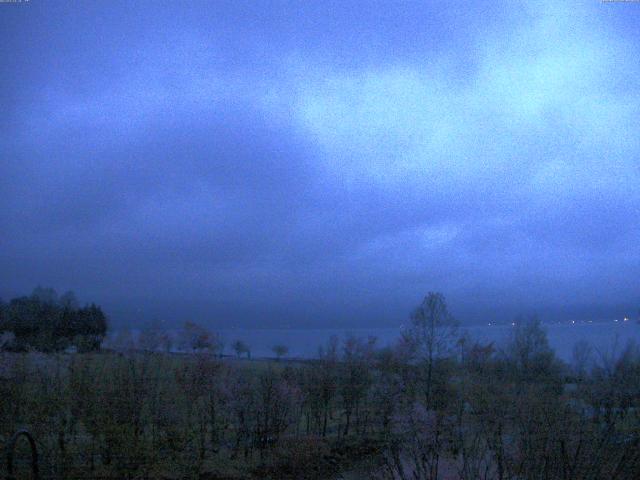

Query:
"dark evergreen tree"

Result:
[[0, 288, 108, 352]]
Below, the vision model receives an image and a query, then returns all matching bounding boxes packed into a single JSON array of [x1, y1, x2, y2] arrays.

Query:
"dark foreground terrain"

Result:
[[2, 315, 640, 480]]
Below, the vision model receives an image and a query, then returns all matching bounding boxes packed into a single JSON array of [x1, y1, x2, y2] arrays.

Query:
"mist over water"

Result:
[[116, 322, 640, 362], [222, 323, 640, 361], [469, 322, 640, 362]]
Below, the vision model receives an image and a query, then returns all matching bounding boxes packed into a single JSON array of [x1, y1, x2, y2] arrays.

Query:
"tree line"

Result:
[[0, 287, 108, 352]]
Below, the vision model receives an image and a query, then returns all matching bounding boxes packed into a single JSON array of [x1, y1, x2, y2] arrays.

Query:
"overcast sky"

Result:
[[1, 0, 639, 327]]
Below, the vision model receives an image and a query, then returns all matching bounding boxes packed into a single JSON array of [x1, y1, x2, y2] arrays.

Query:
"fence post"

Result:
[[5, 429, 39, 480]]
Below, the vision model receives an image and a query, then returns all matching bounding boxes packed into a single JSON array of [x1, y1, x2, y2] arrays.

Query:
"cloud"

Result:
[[1, 0, 638, 326]]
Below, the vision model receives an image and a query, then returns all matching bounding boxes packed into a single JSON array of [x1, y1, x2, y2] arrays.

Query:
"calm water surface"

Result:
[[219, 322, 640, 361]]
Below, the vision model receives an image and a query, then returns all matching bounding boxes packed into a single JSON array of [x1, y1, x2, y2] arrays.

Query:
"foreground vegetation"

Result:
[[1, 293, 640, 479]]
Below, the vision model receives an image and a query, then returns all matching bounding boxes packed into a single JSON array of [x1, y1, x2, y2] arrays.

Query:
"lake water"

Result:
[[218, 322, 640, 362]]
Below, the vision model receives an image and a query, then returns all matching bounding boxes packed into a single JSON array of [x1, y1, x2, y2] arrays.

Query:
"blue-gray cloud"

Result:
[[1, 0, 639, 326]]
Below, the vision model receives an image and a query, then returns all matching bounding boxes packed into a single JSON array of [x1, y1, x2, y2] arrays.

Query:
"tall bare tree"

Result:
[[403, 292, 458, 407]]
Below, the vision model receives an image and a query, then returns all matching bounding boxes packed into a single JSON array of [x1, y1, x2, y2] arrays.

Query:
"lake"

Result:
[[218, 321, 640, 362]]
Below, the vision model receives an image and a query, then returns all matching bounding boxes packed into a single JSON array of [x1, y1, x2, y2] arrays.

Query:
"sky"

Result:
[[1, 0, 639, 328]]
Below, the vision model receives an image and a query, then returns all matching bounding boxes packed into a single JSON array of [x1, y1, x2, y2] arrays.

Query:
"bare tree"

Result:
[[340, 335, 376, 435], [379, 403, 452, 480], [232, 339, 251, 359], [254, 367, 301, 456], [403, 292, 459, 407], [138, 319, 163, 352], [504, 315, 560, 386], [179, 321, 223, 356], [572, 339, 593, 382], [272, 344, 289, 361]]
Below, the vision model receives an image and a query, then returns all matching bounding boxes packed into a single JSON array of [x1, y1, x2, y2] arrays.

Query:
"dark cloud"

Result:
[[1, 0, 639, 327]]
